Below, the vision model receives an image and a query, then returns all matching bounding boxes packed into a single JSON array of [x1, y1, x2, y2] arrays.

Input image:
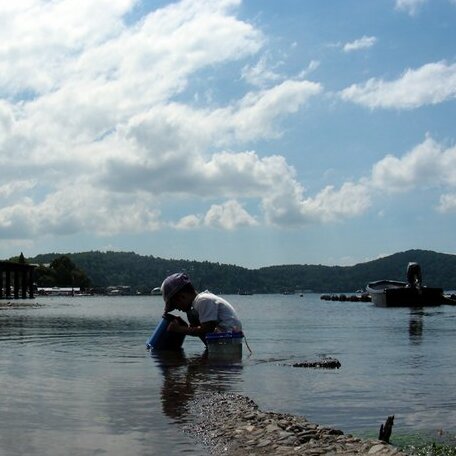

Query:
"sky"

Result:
[[1, 0, 456, 269]]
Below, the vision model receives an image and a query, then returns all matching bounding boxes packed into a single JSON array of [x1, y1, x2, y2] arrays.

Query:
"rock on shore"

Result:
[[184, 392, 407, 455]]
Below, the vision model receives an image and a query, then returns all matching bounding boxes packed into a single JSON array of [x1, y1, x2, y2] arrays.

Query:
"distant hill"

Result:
[[258, 249, 456, 293], [28, 249, 456, 294]]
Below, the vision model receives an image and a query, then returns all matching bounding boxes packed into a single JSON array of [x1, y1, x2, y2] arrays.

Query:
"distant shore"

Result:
[[184, 392, 406, 455]]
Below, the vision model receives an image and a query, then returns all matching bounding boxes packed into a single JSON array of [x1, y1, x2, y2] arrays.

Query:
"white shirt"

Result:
[[191, 291, 242, 332]]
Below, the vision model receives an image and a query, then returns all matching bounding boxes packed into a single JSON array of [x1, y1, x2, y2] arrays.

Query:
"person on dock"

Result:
[[161, 272, 242, 340]]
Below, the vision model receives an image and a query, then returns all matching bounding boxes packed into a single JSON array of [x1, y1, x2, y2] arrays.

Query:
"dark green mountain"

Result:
[[27, 249, 456, 293]]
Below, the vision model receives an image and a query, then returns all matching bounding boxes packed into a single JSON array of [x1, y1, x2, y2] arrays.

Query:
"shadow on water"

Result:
[[150, 349, 243, 423]]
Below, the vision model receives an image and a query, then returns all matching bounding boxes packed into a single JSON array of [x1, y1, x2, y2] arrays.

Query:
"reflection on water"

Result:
[[151, 349, 243, 423], [409, 310, 424, 344], [0, 299, 209, 456]]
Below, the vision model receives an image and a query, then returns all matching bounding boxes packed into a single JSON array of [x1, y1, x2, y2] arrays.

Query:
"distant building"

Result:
[[37, 287, 80, 296], [106, 285, 131, 296]]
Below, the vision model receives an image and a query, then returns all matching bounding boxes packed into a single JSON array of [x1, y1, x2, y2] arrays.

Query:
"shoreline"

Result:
[[184, 392, 407, 455], [0, 300, 42, 309]]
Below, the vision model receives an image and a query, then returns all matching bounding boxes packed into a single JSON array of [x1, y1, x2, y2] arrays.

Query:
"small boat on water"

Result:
[[151, 287, 162, 296], [366, 262, 443, 308]]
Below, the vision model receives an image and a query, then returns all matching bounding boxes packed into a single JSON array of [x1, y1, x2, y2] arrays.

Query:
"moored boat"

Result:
[[151, 287, 162, 296], [366, 262, 443, 307]]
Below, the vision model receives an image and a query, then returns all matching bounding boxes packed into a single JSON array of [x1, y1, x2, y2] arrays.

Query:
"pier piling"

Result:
[[0, 261, 35, 299]]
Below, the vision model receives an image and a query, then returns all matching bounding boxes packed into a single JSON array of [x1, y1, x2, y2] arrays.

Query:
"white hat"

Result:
[[161, 272, 191, 312]]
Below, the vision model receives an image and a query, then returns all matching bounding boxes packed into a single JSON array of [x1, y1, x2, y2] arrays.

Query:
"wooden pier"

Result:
[[0, 261, 35, 299]]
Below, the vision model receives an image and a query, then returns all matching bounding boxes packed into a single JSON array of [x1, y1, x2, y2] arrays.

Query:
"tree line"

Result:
[[11, 248, 456, 294]]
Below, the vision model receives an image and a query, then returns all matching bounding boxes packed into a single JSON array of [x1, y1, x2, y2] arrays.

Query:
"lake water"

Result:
[[1, 294, 455, 455]]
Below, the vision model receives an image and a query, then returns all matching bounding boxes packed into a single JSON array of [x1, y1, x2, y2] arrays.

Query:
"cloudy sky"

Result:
[[1, 0, 456, 268]]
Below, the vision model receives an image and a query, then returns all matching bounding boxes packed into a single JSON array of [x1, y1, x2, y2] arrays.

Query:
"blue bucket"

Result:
[[146, 314, 186, 350]]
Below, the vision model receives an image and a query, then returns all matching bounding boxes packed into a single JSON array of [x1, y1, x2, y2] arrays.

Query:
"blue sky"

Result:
[[1, 0, 456, 268]]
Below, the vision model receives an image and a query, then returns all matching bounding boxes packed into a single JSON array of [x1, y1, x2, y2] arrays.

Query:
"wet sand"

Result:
[[185, 392, 407, 455]]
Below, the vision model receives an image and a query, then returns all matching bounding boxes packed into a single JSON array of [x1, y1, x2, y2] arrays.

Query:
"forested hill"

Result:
[[29, 249, 456, 294]]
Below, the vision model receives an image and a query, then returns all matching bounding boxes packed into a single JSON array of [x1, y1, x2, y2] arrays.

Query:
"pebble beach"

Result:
[[185, 392, 407, 455]]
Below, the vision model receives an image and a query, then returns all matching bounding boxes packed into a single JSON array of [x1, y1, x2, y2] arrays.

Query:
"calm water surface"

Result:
[[1, 294, 455, 455]]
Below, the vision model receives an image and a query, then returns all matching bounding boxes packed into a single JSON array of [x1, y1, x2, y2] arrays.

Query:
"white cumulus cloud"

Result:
[[203, 200, 258, 229], [262, 181, 371, 226], [371, 137, 456, 193], [340, 61, 456, 109], [0, 0, 340, 244], [174, 214, 201, 230], [175, 200, 257, 230]]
